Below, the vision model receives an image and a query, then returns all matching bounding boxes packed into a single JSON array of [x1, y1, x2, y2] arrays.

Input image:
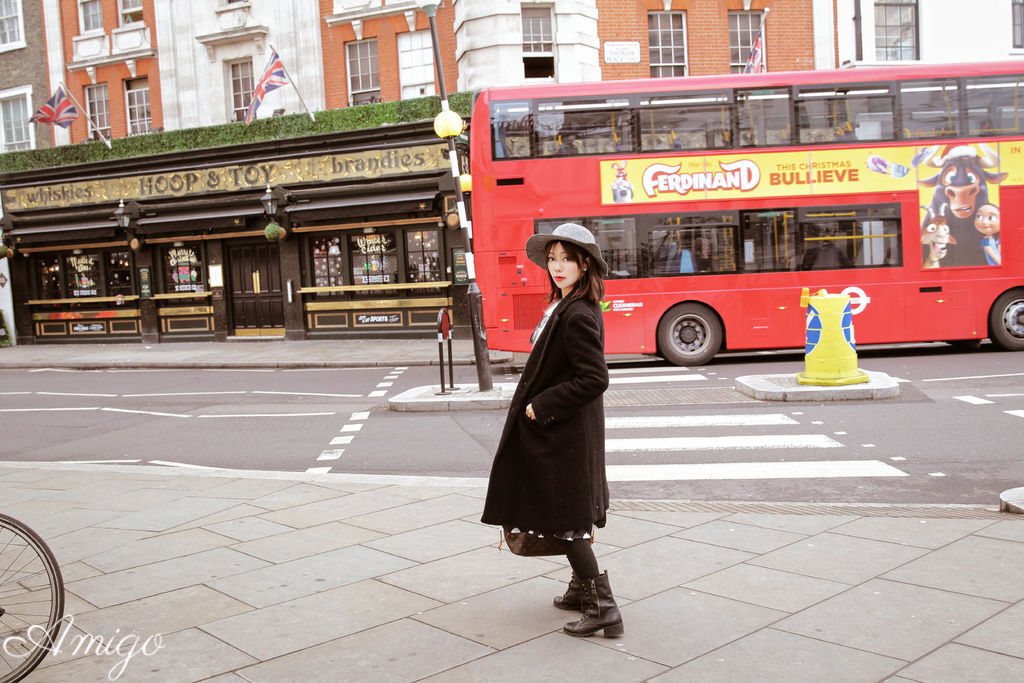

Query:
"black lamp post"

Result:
[[113, 199, 141, 251], [414, 0, 492, 391]]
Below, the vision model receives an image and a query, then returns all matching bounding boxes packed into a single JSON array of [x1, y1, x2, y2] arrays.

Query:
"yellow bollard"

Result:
[[797, 287, 869, 386]]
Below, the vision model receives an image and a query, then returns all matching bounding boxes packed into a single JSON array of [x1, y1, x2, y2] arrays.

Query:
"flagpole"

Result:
[[60, 82, 112, 149], [269, 45, 315, 122]]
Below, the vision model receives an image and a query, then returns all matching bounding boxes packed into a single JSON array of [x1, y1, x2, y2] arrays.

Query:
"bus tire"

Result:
[[988, 289, 1024, 351], [657, 303, 722, 366]]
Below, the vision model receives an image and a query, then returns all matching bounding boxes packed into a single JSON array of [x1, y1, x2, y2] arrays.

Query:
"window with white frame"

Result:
[[728, 11, 761, 73], [1, 86, 32, 151], [0, 0, 25, 51], [398, 30, 434, 99], [120, 0, 143, 25], [229, 59, 254, 122], [875, 0, 918, 61], [522, 6, 554, 79], [79, 0, 102, 32], [648, 11, 687, 77], [85, 83, 110, 140], [1014, 0, 1023, 49], [125, 77, 150, 135], [347, 39, 380, 105]]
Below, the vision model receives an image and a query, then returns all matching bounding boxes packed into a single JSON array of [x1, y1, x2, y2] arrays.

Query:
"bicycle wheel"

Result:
[[0, 514, 65, 683]]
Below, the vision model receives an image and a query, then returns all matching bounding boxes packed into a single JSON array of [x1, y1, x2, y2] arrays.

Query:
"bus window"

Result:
[[798, 206, 901, 270], [795, 84, 895, 144], [900, 79, 961, 139], [536, 217, 639, 279], [637, 91, 732, 151], [741, 210, 798, 271], [965, 75, 1024, 136], [643, 213, 738, 277], [491, 100, 532, 159], [735, 88, 791, 146], [535, 98, 634, 157]]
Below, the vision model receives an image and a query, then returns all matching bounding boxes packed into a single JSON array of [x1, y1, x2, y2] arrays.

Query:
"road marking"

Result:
[[608, 366, 693, 375], [197, 412, 336, 418], [122, 391, 247, 397], [923, 372, 1024, 382], [606, 434, 842, 452], [305, 467, 333, 474], [605, 460, 906, 481], [350, 411, 370, 420], [368, 390, 387, 397], [609, 374, 706, 385], [988, 393, 1024, 397], [929, 472, 946, 477], [57, 459, 142, 464], [149, 460, 220, 470], [340, 423, 363, 433], [954, 395, 994, 405], [606, 414, 798, 429], [38, 391, 118, 397], [0, 392, 31, 395], [102, 407, 191, 418], [0, 407, 100, 412], [1006, 410, 1024, 419], [203, 368, 276, 373], [317, 450, 345, 460], [331, 435, 355, 445], [252, 390, 362, 398], [375, 382, 393, 388]]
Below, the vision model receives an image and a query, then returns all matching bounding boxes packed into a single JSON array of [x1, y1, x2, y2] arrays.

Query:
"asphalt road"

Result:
[[1, 342, 1022, 506]]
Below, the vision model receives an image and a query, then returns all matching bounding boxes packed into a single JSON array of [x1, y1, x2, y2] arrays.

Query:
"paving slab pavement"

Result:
[[0, 461, 1019, 682]]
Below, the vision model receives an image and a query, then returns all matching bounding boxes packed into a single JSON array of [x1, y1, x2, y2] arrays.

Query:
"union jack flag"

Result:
[[744, 31, 764, 73], [245, 50, 289, 125], [29, 87, 79, 128]]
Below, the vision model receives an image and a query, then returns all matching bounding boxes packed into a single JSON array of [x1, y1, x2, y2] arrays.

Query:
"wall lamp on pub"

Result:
[[113, 199, 142, 251], [261, 185, 290, 242]]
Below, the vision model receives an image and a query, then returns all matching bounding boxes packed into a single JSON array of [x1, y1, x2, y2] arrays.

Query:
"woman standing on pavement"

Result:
[[481, 223, 623, 638]]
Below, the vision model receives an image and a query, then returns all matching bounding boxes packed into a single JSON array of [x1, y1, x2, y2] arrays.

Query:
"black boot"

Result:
[[563, 571, 624, 638], [553, 572, 584, 611]]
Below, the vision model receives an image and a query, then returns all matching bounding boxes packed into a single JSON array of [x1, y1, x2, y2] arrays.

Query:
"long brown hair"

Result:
[[544, 240, 605, 304]]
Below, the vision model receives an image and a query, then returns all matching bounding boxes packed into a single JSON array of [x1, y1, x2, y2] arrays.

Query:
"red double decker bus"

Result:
[[467, 60, 1024, 365]]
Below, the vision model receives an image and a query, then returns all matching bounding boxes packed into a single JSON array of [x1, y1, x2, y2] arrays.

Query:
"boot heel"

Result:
[[603, 621, 624, 637]]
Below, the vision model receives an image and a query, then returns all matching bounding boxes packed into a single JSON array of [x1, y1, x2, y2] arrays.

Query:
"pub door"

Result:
[[228, 243, 285, 335]]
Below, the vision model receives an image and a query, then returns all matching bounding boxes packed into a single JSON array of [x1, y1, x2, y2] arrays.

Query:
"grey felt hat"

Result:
[[525, 223, 608, 277]]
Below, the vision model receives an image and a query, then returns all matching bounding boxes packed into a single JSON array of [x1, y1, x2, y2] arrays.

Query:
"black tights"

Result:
[[563, 538, 599, 580]]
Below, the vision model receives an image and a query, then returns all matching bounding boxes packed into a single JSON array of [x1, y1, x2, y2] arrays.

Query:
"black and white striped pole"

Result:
[[416, 0, 492, 391]]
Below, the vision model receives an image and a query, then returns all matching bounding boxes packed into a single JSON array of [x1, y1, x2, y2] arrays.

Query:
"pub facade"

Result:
[[0, 121, 468, 344]]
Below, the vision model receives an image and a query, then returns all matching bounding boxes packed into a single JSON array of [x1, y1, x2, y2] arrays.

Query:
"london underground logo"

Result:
[[840, 286, 871, 315]]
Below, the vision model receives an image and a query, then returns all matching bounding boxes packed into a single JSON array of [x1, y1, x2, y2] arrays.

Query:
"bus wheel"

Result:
[[657, 303, 722, 366], [989, 289, 1024, 351]]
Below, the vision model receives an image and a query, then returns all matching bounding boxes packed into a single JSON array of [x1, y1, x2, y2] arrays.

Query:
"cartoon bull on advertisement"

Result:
[[918, 144, 1007, 266]]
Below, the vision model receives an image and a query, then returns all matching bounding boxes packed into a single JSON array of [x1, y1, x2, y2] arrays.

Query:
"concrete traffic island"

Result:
[[389, 383, 516, 411], [734, 370, 900, 401], [1000, 487, 1024, 514]]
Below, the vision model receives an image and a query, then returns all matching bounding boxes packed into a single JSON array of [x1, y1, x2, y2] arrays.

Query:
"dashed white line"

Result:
[[954, 395, 994, 405], [350, 411, 370, 421], [340, 424, 363, 433], [252, 390, 362, 398], [1006, 410, 1024, 419], [197, 412, 336, 418], [102, 407, 191, 418], [0, 407, 100, 412], [368, 390, 387, 397], [305, 467, 333, 474], [122, 391, 246, 397], [39, 391, 118, 397], [330, 435, 355, 445], [317, 450, 345, 460]]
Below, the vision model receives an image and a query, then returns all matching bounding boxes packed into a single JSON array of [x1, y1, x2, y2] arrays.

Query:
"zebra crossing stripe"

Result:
[[606, 460, 906, 481], [607, 434, 843, 452], [607, 414, 798, 428], [609, 374, 706, 385]]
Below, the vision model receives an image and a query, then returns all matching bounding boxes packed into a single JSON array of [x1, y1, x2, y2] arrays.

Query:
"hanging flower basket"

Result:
[[264, 222, 286, 242]]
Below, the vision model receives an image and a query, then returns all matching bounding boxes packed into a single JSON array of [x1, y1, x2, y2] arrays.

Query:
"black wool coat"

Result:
[[481, 295, 610, 533]]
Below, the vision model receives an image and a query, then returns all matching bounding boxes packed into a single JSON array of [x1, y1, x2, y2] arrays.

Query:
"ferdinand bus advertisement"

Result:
[[599, 141, 1016, 270]]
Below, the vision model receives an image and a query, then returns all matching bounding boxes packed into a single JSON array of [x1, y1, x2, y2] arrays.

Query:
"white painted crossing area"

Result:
[[606, 460, 906, 481], [609, 374, 706, 385], [607, 413, 798, 428], [606, 434, 843, 452]]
